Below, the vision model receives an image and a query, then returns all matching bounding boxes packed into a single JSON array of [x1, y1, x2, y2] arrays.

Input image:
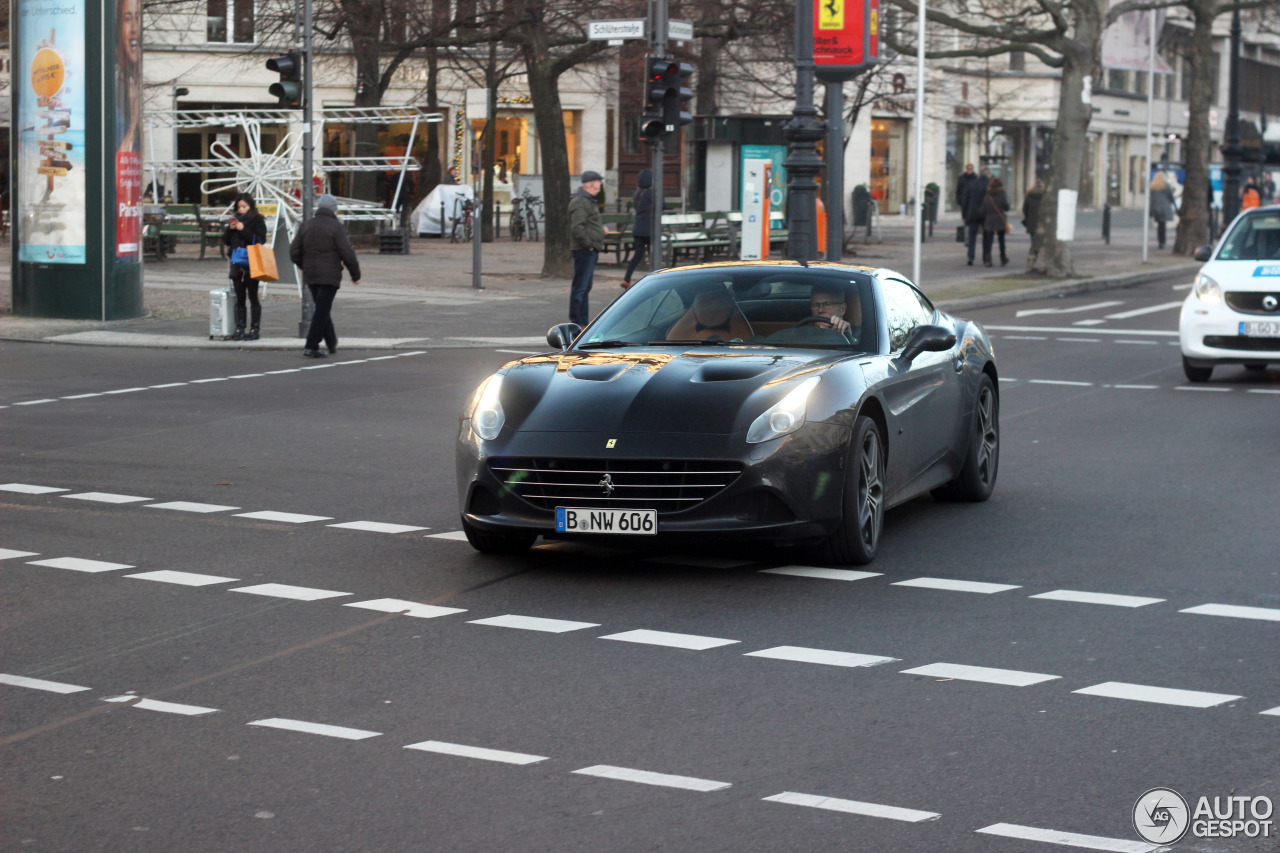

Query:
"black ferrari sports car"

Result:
[[456, 260, 998, 564]]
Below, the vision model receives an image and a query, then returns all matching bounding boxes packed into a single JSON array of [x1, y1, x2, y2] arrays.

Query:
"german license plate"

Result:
[[556, 507, 657, 535], [1240, 321, 1280, 337]]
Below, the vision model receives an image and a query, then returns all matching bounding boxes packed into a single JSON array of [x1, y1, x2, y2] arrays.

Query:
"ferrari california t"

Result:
[[456, 261, 998, 564]]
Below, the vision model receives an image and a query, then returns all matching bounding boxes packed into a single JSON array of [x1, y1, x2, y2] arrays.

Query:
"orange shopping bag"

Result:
[[248, 243, 279, 282]]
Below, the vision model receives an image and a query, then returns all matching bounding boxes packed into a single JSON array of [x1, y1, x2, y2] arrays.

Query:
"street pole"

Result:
[[649, 0, 667, 272], [784, 0, 826, 261], [825, 81, 843, 261], [171, 85, 188, 201], [911, 0, 926, 285], [298, 0, 316, 337], [1142, 7, 1155, 263], [1220, 8, 1243, 227]]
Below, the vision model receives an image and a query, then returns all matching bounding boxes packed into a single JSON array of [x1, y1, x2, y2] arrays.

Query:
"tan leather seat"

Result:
[[666, 289, 753, 341]]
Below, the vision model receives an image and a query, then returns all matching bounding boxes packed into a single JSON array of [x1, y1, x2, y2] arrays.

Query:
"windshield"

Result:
[[1217, 212, 1280, 261], [579, 268, 878, 351]]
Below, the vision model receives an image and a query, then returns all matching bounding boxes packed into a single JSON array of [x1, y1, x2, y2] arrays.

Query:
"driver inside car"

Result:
[[805, 283, 858, 337]]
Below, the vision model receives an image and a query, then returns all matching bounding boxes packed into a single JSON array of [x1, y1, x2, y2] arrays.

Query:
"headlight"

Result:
[[746, 376, 821, 444], [471, 374, 505, 440], [1193, 272, 1222, 305]]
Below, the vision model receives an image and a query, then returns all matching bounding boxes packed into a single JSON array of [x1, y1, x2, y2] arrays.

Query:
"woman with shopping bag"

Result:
[[223, 192, 268, 341]]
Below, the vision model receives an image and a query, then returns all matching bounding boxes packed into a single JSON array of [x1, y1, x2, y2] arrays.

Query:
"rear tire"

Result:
[[932, 373, 999, 502], [819, 415, 885, 565], [462, 519, 536, 554], [1182, 356, 1213, 383]]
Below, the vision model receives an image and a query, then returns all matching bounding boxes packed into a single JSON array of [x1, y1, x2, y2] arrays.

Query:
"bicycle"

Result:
[[508, 196, 525, 242], [450, 197, 474, 243], [522, 190, 542, 242]]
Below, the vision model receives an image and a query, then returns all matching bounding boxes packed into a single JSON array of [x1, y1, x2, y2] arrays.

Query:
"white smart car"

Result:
[[1179, 205, 1280, 382]]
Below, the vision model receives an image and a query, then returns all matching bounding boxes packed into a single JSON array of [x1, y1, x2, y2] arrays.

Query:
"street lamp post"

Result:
[[784, 0, 827, 261], [1220, 8, 1243, 227], [171, 86, 188, 201]]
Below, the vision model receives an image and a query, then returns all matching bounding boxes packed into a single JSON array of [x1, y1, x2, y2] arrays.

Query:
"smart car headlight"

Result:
[[471, 374, 505, 440], [746, 376, 821, 444], [1193, 272, 1222, 305]]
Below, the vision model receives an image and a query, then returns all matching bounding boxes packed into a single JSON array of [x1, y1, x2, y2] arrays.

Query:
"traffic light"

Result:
[[664, 61, 695, 131], [266, 50, 303, 109], [640, 58, 695, 140]]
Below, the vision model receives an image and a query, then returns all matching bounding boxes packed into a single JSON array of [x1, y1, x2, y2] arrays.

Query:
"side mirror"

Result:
[[899, 324, 957, 363], [546, 323, 581, 351], [1194, 245, 1213, 262]]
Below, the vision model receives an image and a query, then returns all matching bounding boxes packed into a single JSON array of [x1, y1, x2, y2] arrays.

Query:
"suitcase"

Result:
[[209, 288, 235, 340]]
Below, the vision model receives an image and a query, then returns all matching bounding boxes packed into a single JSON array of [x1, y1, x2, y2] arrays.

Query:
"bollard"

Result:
[[1102, 203, 1111, 245]]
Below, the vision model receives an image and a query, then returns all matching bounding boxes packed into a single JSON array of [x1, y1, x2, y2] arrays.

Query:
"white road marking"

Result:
[[366, 355, 401, 361], [228, 373, 266, 379], [985, 325, 1177, 337], [104, 696, 218, 716], [763, 791, 940, 823], [745, 647, 897, 668], [190, 378, 227, 384], [1175, 385, 1231, 392], [976, 822, 1161, 852], [0, 483, 69, 494], [299, 364, 333, 370], [1002, 335, 1048, 340], [62, 492, 152, 504], [1105, 300, 1184, 320], [247, 718, 381, 740], [892, 577, 1020, 594], [1072, 681, 1242, 708], [235, 510, 333, 524], [230, 583, 352, 601], [1262, 706, 1280, 717], [1114, 340, 1159, 345], [27, 557, 134, 573], [427, 531, 469, 541], [901, 662, 1060, 687], [61, 393, 105, 399], [1179, 603, 1280, 622], [105, 387, 147, 395], [126, 570, 238, 587], [1015, 301, 1124, 318], [1030, 590, 1165, 608], [572, 765, 731, 792], [147, 501, 240, 513], [327, 520, 429, 534], [1071, 320, 1106, 326], [14, 398, 57, 406], [494, 349, 542, 355], [0, 548, 40, 560], [149, 383, 188, 389], [600, 629, 739, 650], [404, 740, 547, 765], [645, 555, 756, 568], [266, 369, 301, 375], [0, 674, 91, 694], [1028, 379, 1094, 387], [345, 599, 467, 619], [1113, 384, 1158, 389], [468, 614, 601, 633], [1248, 389, 1280, 395], [761, 566, 881, 581], [1056, 337, 1102, 342]]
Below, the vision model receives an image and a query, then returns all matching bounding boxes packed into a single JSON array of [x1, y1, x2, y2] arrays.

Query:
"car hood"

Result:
[[499, 348, 848, 435], [1202, 259, 1280, 291]]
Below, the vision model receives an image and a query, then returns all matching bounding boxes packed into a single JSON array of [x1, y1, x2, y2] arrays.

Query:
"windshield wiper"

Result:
[[576, 339, 637, 349], [648, 338, 739, 346]]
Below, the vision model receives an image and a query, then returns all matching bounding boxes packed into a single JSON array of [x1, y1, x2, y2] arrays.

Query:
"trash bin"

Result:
[[852, 186, 870, 227], [209, 288, 235, 340]]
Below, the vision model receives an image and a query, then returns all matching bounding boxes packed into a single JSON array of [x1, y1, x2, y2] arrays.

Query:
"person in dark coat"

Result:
[[959, 167, 990, 265], [223, 192, 269, 341], [980, 176, 1011, 267], [621, 169, 653, 289], [955, 163, 976, 208], [1022, 177, 1044, 238], [289, 194, 361, 358], [1149, 171, 1176, 249]]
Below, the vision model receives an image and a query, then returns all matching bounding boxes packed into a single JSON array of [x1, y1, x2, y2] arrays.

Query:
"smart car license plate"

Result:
[[556, 507, 657, 535], [1239, 321, 1280, 337]]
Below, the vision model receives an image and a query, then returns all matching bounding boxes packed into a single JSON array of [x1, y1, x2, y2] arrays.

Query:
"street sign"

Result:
[[588, 20, 645, 41], [813, 0, 881, 82], [669, 20, 694, 42]]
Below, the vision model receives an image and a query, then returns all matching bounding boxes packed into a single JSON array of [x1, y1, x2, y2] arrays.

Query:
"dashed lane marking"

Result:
[[235, 510, 333, 524], [62, 492, 152, 504], [1030, 590, 1165, 608], [426, 531, 469, 541], [0, 548, 40, 559], [1028, 379, 1094, 387], [105, 387, 147, 395], [1072, 681, 1242, 708], [984, 325, 1177, 337], [404, 740, 548, 765], [892, 577, 1020, 594], [745, 647, 897, 668], [0, 674, 91, 694], [14, 398, 57, 406], [1112, 384, 1158, 389], [1114, 340, 1159, 345], [1249, 389, 1280, 395], [230, 583, 352, 602], [600, 629, 740, 651], [975, 822, 1161, 852], [1072, 319, 1106, 326], [147, 501, 241, 514], [247, 718, 381, 740], [1262, 706, 1280, 717], [468, 614, 601, 633], [327, 520, 429, 534], [571, 765, 732, 792], [0, 484, 68, 495], [27, 557, 134, 573], [104, 696, 218, 716], [901, 663, 1061, 687], [126, 570, 239, 587], [1054, 337, 1102, 342], [1104, 301, 1184, 320], [1174, 385, 1232, 392], [1179, 603, 1280, 622], [764, 791, 940, 823], [344, 599, 466, 619], [760, 566, 881, 582]]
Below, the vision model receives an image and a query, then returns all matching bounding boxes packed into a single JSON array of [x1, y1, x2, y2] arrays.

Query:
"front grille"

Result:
[[1203, 335, 1280, 352], [489, 457, 743, 514], [1225, 292, 1280, 315]]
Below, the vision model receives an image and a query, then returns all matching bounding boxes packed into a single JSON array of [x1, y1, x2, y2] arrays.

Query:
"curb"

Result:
[[935, 262, 1199, 313]]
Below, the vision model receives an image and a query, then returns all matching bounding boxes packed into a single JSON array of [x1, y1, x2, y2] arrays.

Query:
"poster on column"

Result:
[[115, 0, 144, 261], [17, 0, 88, 264]]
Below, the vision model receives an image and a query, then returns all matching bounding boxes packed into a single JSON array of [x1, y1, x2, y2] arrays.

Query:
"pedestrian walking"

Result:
[[960, 167, 990, 266], [1261, 172, 1276, 205], [980, 177, 1011, 267], [1241, 176, 1261, 211], [1149, 171, 1176, 249], [1022, 177, 1044, 239], [223, 192, 268, 341], [568, 170, 605, 327], [621, 168, 653, 290], [289, 194, 361, 358], [955, 163, 976, 209]]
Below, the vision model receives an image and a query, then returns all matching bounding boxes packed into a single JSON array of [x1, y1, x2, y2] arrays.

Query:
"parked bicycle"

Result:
[[521, 190, 543, 242], [508, 196, 526, 242], [450, 197, 474, 244]]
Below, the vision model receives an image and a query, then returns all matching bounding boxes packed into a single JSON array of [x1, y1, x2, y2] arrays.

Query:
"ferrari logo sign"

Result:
[[606, 439, 617, 448], [819, 0, 844, 30], [814, 0, 880, 81]]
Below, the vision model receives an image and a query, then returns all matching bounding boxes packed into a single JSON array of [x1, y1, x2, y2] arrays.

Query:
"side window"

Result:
[[881, 279, 931, 350]]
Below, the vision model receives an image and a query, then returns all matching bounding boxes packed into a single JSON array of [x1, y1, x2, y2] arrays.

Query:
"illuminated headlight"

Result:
[[471, 374, 505, 440], [746, 376, 821, 444], [1193, 272, 1222, 305]]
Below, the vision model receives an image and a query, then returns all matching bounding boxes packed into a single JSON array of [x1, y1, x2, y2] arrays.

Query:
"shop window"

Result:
[[1107, 69, 1127, 92], [207, 0, 254, 44], [1009, 51, 1025, 72]]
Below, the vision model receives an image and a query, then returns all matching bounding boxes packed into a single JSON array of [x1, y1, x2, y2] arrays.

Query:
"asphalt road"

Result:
[[2, 272, 1277, 853]]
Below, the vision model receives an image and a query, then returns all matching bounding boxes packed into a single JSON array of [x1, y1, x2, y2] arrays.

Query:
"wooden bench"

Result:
[[601, 213, 634, 264], [157, 204, 225, 260]]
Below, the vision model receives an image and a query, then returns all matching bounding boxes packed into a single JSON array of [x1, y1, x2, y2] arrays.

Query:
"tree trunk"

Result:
[[422, 48, 442, 195], [351, 26, 383, 204], [696, 37, 720, 116], [1174, 1, 1216, 255], [523, 50, 573, 278]]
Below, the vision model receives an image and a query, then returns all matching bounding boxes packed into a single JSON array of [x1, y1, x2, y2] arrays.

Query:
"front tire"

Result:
[[820, 415, 885, 565], [1182, 356, 1213, 382], [462, 519, 536, 554], [933, 373, 999, 502]]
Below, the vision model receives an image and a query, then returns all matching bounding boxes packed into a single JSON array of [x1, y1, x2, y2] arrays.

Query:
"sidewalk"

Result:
[[0, 211, 1199, 350]]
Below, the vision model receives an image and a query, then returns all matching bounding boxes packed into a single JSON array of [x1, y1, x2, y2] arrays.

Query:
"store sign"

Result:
[[813, 0, 880, 82]]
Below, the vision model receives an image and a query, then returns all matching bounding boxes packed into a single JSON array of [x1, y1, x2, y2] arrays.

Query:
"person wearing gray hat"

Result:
[[568, 171, 605, 326], [289, 194, 362, 357]]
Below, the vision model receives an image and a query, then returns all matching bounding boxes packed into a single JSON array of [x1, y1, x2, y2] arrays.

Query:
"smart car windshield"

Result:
[[1217, 212, 1280, 261], [578, 268, 878, 351]]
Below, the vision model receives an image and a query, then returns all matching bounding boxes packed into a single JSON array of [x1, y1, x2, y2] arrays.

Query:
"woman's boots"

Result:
[[246, 326, 260, 341], [232, 327, 244, 341]]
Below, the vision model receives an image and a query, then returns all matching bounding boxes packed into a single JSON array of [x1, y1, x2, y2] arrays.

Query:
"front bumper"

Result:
[[1179, 295, 1280, 365]]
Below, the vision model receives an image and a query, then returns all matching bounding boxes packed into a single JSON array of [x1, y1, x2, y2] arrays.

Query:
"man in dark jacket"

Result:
[[290, 194, 361, 358], [959, 167, 990, 266], [568, 170, 605, 327], [621, 168, 653, 289]]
